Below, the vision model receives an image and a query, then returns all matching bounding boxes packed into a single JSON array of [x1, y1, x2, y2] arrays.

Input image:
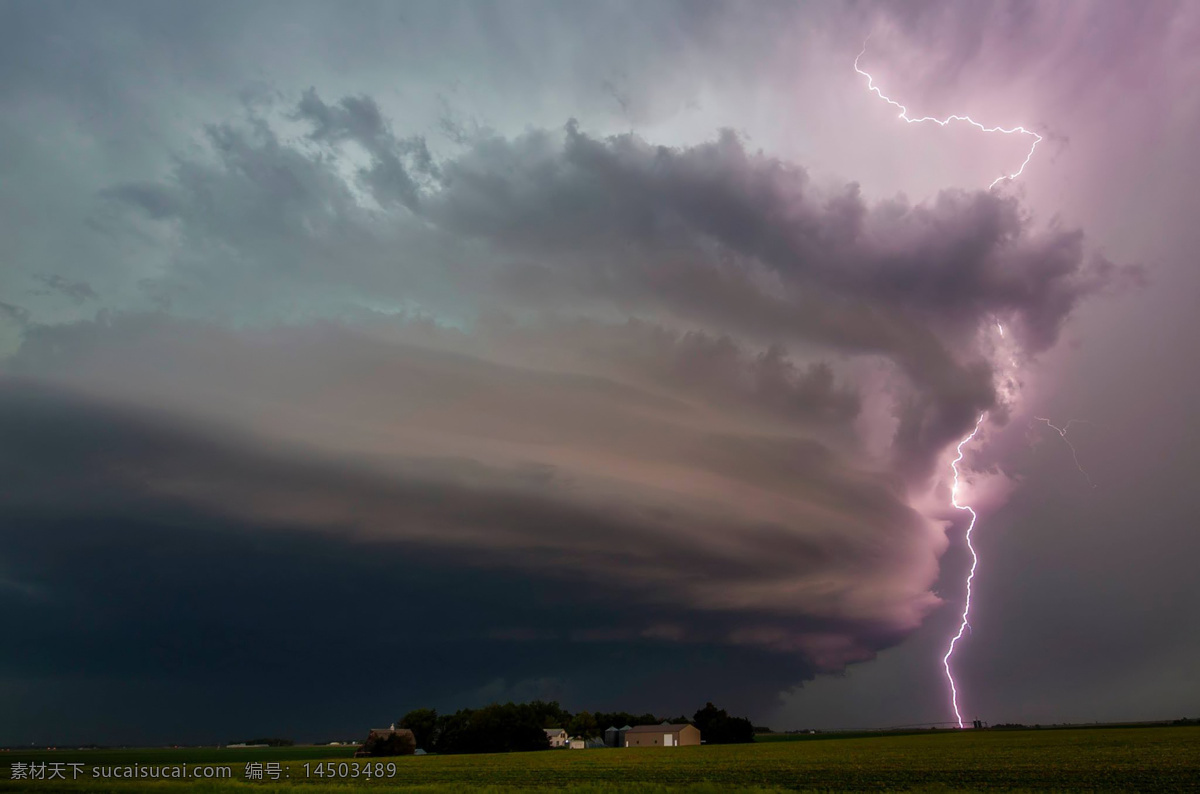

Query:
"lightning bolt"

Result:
[[854, 42, 1043, 188], [851, 40, 1049, 728], [853, 39, 1042, 729], [941, 413, 986, 729], [1035, 417, 1097, 489]]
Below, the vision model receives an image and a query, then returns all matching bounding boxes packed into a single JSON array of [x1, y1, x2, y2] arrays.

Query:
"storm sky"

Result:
[[2, 0, 1198, 745]]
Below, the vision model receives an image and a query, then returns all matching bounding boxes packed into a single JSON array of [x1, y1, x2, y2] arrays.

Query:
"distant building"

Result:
[[544, 728, 569, 748], [624, 723, 701, 748], [568, 738, 586, 749]]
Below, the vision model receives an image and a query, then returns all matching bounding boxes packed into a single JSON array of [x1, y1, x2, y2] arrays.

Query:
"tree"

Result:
[[398, 708, 439, 751], [692, 702, 755, 744], [526, 700, 572, 730], [568, 710, 598, 738], [432, 703, 551, 754], [593, 711, 679, 735]]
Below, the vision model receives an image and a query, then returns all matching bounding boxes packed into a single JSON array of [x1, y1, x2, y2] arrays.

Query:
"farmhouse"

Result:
[[624, 723, 701, 747], [544, 728, 569, 748]]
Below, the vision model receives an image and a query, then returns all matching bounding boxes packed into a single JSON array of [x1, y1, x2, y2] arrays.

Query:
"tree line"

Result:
[[397, 701, 754, 754]]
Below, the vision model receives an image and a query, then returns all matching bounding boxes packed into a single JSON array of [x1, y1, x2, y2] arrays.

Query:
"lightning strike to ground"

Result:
[[852, 40, 1054, 728], [854, 43, 1043, 188], [942, 413, 986, 729], [1035, 417, 1097, 489]]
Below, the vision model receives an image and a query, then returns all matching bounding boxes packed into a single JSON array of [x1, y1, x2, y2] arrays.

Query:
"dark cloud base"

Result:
[[0, 383, 811, 745]]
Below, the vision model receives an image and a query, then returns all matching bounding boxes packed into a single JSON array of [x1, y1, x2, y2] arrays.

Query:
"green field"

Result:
[[2, 726, 1197, 792]]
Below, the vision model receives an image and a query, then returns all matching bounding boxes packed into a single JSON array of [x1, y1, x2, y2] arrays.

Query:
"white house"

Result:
[[544, 728, 569, 748]]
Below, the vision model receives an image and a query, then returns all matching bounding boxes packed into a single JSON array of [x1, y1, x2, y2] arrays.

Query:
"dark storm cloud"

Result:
[[96, 97, 1128, 481], [9, 76, 1129, 710], [415, 121, 1131, 473], [6, 315, 939, 667], [430, 122, 1123, 356], [0, 381, 813, 742]]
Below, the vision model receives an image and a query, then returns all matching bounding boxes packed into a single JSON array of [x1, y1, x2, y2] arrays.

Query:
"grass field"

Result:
[[2, 726, 1196, 792]]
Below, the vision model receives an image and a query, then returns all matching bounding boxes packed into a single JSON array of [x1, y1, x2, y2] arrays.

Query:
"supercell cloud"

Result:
[[8, 101, 1116, 663]]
